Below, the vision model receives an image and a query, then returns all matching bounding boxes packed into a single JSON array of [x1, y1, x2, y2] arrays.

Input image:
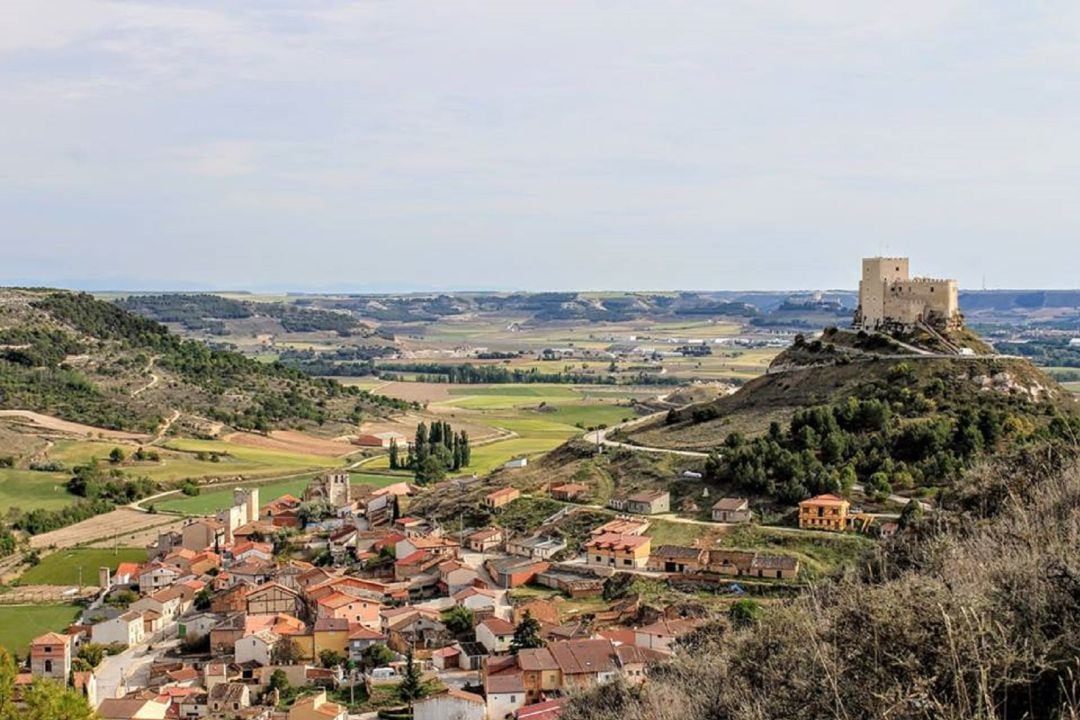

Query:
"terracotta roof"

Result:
[[799, 493, 849, 506], [30, 632, 70, 646], [586, 533, 650, 551], [466, 527, 502, 542], [348, 625, 385, 641], [547, 638, 619, 675], [480, 617, 516, 635], [395, 549, 431, 566], [551, 483, 587, 494], [486, 673, 525, 694], [314, 617, 349, 633], [516, 647, 559, 672], [486, 487, 520, 501], [114, 562, 142, 577], [591, 518, 650, 536], [516, 698, 567, 720]]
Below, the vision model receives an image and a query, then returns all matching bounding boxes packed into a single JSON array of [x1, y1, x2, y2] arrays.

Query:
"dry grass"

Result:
[[564, 443, 1080, 720]]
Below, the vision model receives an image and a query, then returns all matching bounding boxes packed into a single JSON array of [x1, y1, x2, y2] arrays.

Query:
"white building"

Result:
[[235, 630, 279, 666], [475, 617, 515, 655], [485, 674, 527, 720], [92, 611, 145, 647], [413, 689, 486, 720]]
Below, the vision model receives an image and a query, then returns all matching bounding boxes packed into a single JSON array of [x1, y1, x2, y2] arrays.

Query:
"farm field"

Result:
[[0, 604, 82, 656], [16, 547, 148, 586], [155, 471, 409, 515], [29, 509, 188, 551], [0, 469, 75, 511], [44, 437, 349, 484]]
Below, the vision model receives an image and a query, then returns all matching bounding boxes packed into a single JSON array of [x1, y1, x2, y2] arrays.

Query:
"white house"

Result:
[[413, 689, 486, 720], [503, 457, 528, 469], [92, 611, 146, 647], [475, 617, 515, 655], [235, 630, 279, 666], [485, 673, 527, 720]]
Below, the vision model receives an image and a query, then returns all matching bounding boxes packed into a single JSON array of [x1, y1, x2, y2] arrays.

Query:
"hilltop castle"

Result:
[[854, 257, 961, 332]]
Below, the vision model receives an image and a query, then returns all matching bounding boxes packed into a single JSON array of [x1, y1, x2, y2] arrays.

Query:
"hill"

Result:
[[0, 289, 410, 434], [563, 442, 1080, 720], [620, 327, 1078, 501]]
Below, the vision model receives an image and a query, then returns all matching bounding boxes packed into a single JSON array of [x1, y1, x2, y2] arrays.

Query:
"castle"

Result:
[[854, 257, 961, 332]]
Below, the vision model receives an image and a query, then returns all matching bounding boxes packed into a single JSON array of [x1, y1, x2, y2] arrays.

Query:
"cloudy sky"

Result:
[[2, 1, 1079, 292]]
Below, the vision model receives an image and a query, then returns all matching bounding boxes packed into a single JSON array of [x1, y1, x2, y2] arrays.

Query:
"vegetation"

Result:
[[563, 442, 1080, 720], [510, 611, 545, 653], [402, 421, 471, 483], [0, 290, 412, 433], [0, 646, 95, 720]]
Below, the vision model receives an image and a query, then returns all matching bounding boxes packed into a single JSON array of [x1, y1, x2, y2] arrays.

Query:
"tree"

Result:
[[319, 649, 346, 668], [898, 498, 924, 529], [397, 646, 424, 706], [510, 611, 544, 653], [415, 454, 447, 485], [728, 598, 763, 628], [361, 643, 395, 670], [270, 638, 302, 666], [0, 646, 95, 720], [388, 438, 399, 470], [441, 605, 474, 636], [268, 668, 290, 693], [108, 447, 125, 464], [193, 588, 212, 611], [76, 643, 104, 668]]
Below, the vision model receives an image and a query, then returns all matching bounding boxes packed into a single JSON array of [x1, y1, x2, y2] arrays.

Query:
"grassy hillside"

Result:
[[0, 289, 411, 434], [563, 443, 1080, 720]]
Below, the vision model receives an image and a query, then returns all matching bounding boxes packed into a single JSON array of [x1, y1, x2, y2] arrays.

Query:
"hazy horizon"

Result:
[[5, 1, 1080, 292]]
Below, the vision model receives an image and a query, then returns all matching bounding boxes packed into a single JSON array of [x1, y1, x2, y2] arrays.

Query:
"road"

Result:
[[582, 413, 710, 458], [95, 637, 179, 706]]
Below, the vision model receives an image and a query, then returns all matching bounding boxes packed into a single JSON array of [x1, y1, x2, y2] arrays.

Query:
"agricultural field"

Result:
[[0, 604, 82, 656], [154, 471, 409, 515], [16, 547, 148, 586], [39, 437, 352, 487], [0, 469, 75, 511]]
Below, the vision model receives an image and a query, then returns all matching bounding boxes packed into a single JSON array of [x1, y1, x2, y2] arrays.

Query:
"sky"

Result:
[[2, 1, 1080, 293]]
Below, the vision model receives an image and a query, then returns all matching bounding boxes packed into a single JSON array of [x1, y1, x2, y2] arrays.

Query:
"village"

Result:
[[9, 464, 872, 720]]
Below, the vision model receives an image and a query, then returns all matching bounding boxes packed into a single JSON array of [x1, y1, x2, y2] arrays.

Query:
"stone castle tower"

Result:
[[855, 257, 961, 332]]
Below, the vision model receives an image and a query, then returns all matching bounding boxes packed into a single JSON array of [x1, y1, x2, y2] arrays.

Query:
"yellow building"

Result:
[[798, 494, 850, 532], [585, 533, 652, 569]]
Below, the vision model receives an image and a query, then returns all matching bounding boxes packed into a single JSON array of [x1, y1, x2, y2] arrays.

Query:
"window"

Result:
[[44, 660, 52, 673], [624, 559, 632, 566]]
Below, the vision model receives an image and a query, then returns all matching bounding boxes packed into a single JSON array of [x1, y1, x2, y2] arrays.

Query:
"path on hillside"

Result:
[[131, 355, 160, 397], [582, 412, 710, 458]]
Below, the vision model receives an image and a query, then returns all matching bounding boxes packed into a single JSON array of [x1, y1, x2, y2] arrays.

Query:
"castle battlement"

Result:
[[855, 257, 961, 332]]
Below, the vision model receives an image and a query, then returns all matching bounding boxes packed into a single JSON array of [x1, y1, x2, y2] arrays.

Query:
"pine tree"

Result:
[[388, 439, 399, 470], [510, 610, 544, 653], [429, 420, 442, 447], [443, 421, 453, 450], [459, 431, 471, 467], [397, 646, 424, 706], [414, 423, 429, 465]]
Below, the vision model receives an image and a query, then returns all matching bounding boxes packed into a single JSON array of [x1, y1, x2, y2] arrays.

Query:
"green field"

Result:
[[0, 469, 75, 512], [17, 547, 148, 586], [155, 471, 408, 515], [0, 605, 83, 655], [47, 438, 348, 484]]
